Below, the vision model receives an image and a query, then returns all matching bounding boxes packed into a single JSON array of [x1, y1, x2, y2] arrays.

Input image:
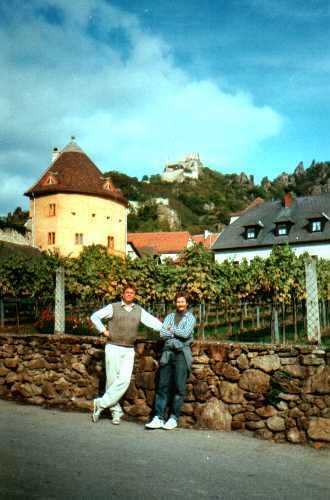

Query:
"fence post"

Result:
[[256, 305, 260, 329], [305, 256, 321, 344], [272, 305, 280, 344], [0, 299, 4, 328], [54, 266, 65, 334]]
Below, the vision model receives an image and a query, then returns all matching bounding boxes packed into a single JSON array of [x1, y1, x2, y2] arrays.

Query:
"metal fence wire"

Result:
[[1, 297, 329, 346]]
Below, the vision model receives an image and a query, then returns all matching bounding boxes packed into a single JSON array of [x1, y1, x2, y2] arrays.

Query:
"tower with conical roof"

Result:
[[24, 139, 128, 257]]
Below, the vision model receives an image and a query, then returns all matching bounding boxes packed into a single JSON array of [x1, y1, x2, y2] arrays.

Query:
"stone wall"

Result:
[[0, 228, 32, 246], [0, 334, 329, 446]]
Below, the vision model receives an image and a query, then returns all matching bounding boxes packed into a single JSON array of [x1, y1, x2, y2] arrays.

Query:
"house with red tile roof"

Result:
[[127, 231, 193, 261], [191, 230, 221, 249], [24, 139, 127, 257]]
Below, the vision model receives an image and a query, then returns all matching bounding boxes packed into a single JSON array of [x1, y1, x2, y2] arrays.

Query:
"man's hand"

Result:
[[103, 329, 111, 338]]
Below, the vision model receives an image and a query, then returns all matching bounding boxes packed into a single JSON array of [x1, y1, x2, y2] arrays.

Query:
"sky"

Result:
[[1, 0, 330, 214]]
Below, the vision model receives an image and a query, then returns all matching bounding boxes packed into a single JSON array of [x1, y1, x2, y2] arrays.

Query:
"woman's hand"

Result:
[[103, 329, 111, 338]]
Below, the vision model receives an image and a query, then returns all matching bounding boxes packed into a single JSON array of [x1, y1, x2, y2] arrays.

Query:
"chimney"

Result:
[[204, 229, 210, 240], [283, 191, 293, 208], [52, 147, 60, 162]]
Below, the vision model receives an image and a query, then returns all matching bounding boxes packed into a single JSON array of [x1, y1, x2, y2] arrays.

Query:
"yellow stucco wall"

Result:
[[29, 193, 126, 258]]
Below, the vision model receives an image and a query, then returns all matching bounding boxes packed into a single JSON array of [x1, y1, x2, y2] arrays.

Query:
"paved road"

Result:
[[0, 400, 329, 500]]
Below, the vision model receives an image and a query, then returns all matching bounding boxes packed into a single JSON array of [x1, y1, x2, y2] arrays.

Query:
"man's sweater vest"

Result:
[[108, 302, 141, 347]]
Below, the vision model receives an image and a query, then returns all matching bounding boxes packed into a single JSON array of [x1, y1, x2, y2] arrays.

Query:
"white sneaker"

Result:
[[112, 409, 124, 425], [163, 416, 177, 430], [92, 399, 102, 423], [145, 416, 164, 429]]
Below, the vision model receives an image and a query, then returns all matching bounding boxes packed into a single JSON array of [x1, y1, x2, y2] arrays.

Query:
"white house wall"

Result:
[[214, 242, 330, 263]]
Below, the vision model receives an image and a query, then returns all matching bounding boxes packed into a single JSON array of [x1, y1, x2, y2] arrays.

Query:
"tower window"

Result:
[[49, 203, 56, 216], [75, 233, 84, 245], [107, 236, 114, 249], [48, 232, 55, 245]]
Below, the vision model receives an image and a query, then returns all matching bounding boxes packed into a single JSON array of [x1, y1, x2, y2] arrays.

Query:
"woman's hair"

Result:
[[175, 291, 189, 303]]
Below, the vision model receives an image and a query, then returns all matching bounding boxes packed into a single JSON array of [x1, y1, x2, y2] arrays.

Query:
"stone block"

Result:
[[197, 398, 232, 431], [138, 356, 156, 372], [251, 355, 281, 373], [239, 369, 270, 394], [255, 428, 273, 440], [231, 421, 245, 430], [228, 404, 244, 415], [304, 367, 330, 395], [194, 381, 210, 401], [193, 355, 210, 364], [4, 358, 18, 369], [307, 418, 330, 442], [281, 365, 305, 379], [276, 401, 288, 411], [5, 372, 21, 384], [179, 415, 195, 428], [237, 354, 249, 370], [206, 344, 225, 362], [301, 355, 324, 366], [228, 348, 241, 359], [15, 383, 43, 398], [135, 372, 155, 390], [220, 381, 245, 404], [256, 405, 277, 418], [125, 399, 151, 417], [273, 432, 286, 443], [266, 416, 286, 432], [42, 382, 58, 399], [246, 420, 265, 430], [245, 412, 260, 422], [0, 366, 10, 376], [221, 363, 240, 382], [181, 403, 194, 415]]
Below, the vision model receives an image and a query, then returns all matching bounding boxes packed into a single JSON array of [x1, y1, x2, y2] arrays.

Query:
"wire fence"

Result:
[[1, 297, 330, 346]]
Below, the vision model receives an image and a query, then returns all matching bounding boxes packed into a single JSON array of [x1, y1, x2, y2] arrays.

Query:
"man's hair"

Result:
[[123, 283, 137, 293], [175, 291, 189, 303]]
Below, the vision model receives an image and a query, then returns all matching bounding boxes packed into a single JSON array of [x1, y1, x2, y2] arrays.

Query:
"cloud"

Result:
[[0, 0, 283, 214]]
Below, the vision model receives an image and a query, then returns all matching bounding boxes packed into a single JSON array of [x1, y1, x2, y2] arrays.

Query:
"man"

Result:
[[90, 284, 162, 425], [145, 292, 196, 430]]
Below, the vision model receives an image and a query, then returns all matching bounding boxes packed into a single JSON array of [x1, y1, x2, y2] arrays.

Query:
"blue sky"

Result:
[[1, 0, 330, 214]]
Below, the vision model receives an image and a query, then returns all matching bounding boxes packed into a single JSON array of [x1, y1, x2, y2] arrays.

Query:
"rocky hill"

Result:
[[105, 160, 330, 233]]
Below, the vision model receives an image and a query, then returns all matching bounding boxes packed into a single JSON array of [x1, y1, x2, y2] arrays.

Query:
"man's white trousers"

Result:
[[98, 344, 135, 416]]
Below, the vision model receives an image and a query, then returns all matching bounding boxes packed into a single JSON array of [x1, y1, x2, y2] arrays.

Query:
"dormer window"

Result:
[[246, 227, 257, 239], [276, 223, 289, 236], [103, 177, 115, 191], [43, 171, 58, 186], [311, 220, 322, 232], [306, 213, 329, 233], [274, 217, 294, 236], [244, 220, 263, 240]]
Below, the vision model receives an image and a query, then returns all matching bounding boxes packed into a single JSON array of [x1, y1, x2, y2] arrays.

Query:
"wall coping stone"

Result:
[[0, 333, 329, 355]]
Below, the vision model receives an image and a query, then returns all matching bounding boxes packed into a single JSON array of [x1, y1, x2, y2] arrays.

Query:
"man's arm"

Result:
[[171, 313, 196, 339], [159, 313, 175, 339], [90, 304, 113, 336], [140, 308, 163, 331]]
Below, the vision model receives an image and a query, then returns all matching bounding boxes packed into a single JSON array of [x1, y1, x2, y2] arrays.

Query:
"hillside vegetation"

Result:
[[105, 160, 330, 233]]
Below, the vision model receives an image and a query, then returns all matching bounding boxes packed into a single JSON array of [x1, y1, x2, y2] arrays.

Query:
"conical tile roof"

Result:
[[24, 141, 127, 206]]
